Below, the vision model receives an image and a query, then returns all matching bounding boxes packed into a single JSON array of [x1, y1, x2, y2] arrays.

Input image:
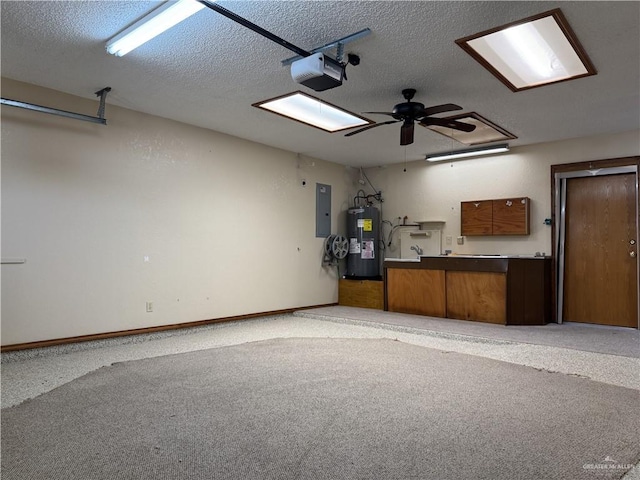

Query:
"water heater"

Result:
[[346, 206, 380, 278]]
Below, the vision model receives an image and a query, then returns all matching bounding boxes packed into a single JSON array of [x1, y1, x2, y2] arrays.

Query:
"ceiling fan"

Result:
[[345, 88, 476, 146]]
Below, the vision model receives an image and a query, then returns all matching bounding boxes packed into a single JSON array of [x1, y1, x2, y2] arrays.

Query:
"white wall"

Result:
[[1, 79, 352, 345], [362, 131, 640, 258]]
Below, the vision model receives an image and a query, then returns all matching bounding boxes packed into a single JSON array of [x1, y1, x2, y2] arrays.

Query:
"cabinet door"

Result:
[[446, 271, 506, 324], [461, 200, 493, 235], [506, 258, 551, 325], [492, 197, 529, 235], [386, 269, 446, 317]]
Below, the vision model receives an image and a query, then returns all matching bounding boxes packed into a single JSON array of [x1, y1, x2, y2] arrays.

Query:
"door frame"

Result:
[[551, 156, 640, 328]]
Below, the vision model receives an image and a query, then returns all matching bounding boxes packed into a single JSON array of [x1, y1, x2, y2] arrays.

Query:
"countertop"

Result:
[[384, 254, 549, 262]]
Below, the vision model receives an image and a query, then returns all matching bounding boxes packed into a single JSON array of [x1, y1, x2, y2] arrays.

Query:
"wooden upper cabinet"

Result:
[[461, 197, 530, 236], [493, 197, 529, 235], [461, 200, 493, 235]]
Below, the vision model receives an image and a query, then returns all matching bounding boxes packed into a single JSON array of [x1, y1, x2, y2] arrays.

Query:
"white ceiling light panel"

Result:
[[456, 9, 596, 91], [253, 92, 371, 132]]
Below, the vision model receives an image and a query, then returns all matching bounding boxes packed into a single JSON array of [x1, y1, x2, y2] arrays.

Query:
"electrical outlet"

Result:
[[457, 236, 465, 245], [445, 236, 453, 245], [146, 301, 153, 313]]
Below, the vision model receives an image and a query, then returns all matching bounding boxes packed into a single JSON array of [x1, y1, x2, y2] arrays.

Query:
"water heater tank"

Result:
[[346, 206, 380, 278]]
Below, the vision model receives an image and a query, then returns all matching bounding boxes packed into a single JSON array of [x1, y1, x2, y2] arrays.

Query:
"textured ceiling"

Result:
[[1, 1, 639, 167]]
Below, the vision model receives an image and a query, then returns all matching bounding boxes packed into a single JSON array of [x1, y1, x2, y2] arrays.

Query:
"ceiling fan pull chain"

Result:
[[403, 147, 407, 172]]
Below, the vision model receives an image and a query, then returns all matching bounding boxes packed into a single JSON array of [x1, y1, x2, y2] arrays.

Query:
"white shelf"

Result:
[[415, 220, 445, 229]]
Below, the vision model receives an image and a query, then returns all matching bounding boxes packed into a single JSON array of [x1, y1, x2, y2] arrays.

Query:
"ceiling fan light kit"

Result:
[[425, 144, 510, 162], [105, 0, 205, 57]]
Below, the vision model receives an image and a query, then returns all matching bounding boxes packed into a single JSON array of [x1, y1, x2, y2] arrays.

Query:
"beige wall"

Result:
[[3, 79, 639, 345], [365, 131, 640, 258], [1, 79, 352, 345]]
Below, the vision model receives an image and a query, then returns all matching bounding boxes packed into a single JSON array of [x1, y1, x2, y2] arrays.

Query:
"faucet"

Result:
[[410, 245, 424, 256]]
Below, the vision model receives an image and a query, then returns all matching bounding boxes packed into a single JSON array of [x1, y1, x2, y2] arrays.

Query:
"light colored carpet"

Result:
[[2, 338, 639, 480], [299, 306, 640, 358]]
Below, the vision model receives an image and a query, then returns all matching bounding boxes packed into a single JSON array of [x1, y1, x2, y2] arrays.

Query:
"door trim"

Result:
[[552, 162, 639, 327]]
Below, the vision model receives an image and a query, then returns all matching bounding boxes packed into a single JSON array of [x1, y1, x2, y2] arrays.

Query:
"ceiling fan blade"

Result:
[[363, 111, 396, 117], [344, 120, 401, 137], [400, 121, 414, 146], [420, 117, 476, 132], [419, 103, 463, 117]]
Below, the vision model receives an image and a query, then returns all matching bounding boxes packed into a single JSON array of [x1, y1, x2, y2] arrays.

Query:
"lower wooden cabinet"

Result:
[[338, 279, 384, 310], [446, 271, 506, 324], [386, 269, 446, 317], [384, 256, 551, 325]]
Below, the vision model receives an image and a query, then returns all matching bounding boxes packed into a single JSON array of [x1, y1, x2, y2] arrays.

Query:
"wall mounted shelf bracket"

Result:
[[0, 87, 112, 125]]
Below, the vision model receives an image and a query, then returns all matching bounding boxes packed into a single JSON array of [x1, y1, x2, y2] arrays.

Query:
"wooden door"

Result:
[[563, 173, 637, 327]]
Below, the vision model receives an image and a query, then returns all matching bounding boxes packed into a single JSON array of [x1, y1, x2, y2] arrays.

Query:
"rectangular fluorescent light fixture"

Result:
[[252, 91, 372, 132], [106, 0, 205, 56], [425, 112, 517, 146], [456, 9, 596, 91], [426, 144, 510, 162]]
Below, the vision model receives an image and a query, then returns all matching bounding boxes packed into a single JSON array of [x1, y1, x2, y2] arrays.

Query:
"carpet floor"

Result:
[[299, 306, 640, 358], [2, 337, 638, 480]]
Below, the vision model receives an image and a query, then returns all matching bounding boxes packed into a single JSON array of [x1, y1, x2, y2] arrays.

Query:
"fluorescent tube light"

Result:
[[456, 9, 596, 91], [253, 91, 371, 132], [106, 0, 205, 57], [425, 144, 510, 162]]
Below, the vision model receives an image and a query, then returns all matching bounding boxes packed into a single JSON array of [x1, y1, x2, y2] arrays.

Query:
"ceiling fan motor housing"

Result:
[[392, 102, 426, 120]]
